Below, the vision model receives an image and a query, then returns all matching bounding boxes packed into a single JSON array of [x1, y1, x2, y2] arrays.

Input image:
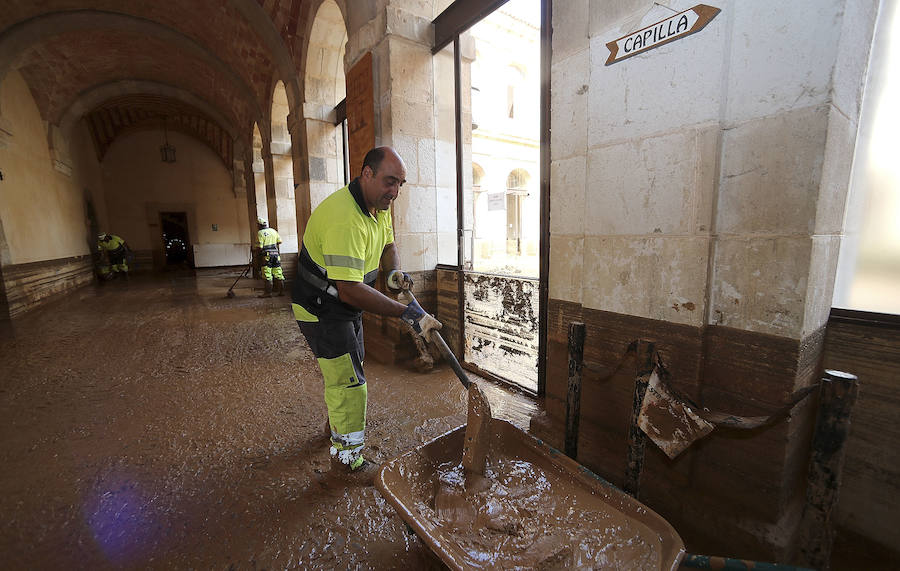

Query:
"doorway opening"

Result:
[[434, 0, 544, 394], [160, 212, 192, 268]]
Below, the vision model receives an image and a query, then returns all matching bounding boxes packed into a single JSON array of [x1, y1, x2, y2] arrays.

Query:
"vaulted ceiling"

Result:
[[0, 0, 334, 165]]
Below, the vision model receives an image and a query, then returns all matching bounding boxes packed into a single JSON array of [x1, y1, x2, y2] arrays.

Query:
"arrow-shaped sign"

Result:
[[606, 4, 720, 66]]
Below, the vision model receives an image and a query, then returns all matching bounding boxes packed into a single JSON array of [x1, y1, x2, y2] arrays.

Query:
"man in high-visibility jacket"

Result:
[[97, 233, 130, 280], [255, 217, 285, 297], [291, 146, 442, 475]]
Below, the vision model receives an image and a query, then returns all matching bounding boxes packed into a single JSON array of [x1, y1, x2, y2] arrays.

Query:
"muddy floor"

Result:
[[0, 272, 539, 570]]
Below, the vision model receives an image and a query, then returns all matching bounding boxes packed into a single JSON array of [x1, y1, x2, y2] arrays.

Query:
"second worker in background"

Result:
[[255, 217, 285, 297]]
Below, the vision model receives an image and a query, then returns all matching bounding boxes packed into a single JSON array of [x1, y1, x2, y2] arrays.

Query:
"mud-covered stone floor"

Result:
[[0, 273, 539, 569]]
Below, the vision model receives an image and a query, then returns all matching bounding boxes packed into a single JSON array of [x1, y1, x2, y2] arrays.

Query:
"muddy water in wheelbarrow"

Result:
[[376, 419, 685, 570]]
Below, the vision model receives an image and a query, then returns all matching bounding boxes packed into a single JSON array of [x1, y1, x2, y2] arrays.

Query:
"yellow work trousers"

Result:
[[293, 304, 367, 453], [261, 252, 284, 281]]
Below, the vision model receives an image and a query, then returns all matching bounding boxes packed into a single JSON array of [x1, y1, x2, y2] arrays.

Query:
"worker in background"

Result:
[[254, 217, 285, 298], [96, 233, 131, 280], [291, 146, 441, 476]]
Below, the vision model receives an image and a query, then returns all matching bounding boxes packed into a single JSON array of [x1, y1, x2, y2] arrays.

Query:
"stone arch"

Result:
[[304, 0, 347, 108], [473, 163, 486, 188], [506, 167, 531, 191], [0, 10, 263, 125], [228, 0, 302, 114], [59, 80, 237, 139], [272, 82, 291, 152], [303, 0, 348, 210]]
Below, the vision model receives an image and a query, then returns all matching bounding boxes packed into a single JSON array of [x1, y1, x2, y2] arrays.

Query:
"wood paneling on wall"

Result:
[[538, 297, 823, 561], [2, 256, 94, 318], [280, 254, 297, 286], [823, 312, 900, 553], [436, 268, 461, 355]]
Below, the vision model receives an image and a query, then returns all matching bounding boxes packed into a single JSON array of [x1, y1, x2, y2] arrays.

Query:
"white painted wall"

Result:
[[0, 70, 103, 265]]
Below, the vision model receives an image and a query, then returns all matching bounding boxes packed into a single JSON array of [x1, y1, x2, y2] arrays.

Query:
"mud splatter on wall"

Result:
[[463, 273, 539, 392]]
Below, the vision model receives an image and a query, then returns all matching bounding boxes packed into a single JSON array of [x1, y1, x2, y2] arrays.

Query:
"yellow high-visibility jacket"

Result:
[[257, 227, 282, 252]]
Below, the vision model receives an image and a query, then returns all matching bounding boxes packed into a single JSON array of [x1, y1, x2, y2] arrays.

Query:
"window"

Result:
[[833, 1, 900, 315], [432, 0, 547, 395], [506, 65, 524, 119], [467, 5, 540, 277]]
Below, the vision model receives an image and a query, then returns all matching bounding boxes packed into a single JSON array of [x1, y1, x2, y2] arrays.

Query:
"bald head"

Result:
[[359, 146, 407, 214]]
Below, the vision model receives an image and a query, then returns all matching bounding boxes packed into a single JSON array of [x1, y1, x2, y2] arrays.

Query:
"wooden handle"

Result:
[[429, 329, 471, 389]]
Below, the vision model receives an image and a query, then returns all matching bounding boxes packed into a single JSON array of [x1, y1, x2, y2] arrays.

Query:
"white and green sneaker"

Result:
[[330, 444, 365, 468]]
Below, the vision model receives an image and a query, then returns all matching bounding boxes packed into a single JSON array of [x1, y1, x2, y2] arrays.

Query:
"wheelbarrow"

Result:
[[375, 418, 685, 570]]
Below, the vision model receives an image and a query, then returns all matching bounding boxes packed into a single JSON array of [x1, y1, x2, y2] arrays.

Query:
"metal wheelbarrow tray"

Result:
[[376, 419, 685, 570]]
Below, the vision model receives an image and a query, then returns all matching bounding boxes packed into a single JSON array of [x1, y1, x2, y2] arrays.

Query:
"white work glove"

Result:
[[399, 291, 442, 339], [386, 269, 414, 292]]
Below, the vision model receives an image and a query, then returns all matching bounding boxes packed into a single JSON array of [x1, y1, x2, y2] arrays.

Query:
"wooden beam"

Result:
[[798, 370, 860, 570], [624, 340, 655, 498], [564, 322, 585, 459], [432, 0, 510, 53]]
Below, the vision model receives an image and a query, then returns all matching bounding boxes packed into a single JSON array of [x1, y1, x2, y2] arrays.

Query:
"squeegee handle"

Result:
[[428, 329, 471, 390], [228, 261, 253, 290]]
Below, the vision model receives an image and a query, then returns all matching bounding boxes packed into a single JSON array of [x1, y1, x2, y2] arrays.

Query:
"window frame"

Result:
[[431, 0, 551, 396]]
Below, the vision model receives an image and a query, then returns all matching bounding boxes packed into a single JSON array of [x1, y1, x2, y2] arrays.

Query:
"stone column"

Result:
[[302, 102, 342, 213], [341, 1, 439, 363], [288, 109, 311, 243], [251, 138, 268, 223], [270, 120, 298, 255], [698, 3, 878, 561], [232, 138, 250, 234], [239, 145, 260, 277]]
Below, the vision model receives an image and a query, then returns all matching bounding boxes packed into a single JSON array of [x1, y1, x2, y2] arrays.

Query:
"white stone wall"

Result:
[[551, 0, 878, 339]]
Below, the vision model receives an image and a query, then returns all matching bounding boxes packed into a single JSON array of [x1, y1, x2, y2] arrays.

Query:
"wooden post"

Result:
[[564, 322, 585, 459], [798, 369, 860, 571], [624, 340, 655, 498]]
